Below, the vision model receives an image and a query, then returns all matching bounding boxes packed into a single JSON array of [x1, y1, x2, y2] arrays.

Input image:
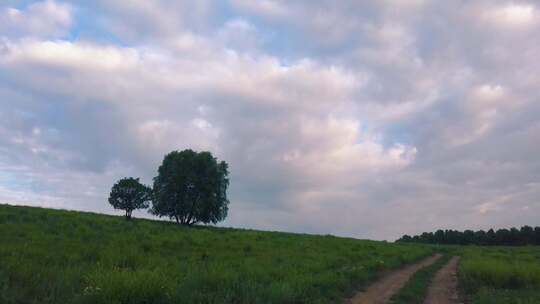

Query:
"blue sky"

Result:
[[1, 0, 540, 240]]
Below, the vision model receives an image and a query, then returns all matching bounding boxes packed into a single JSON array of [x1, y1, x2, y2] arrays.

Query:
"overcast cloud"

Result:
[[1, 0, 539, 240]]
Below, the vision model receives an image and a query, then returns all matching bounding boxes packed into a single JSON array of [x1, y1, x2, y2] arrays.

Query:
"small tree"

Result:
[[151, 149, 229, 225], [108, 177, 152, 220]]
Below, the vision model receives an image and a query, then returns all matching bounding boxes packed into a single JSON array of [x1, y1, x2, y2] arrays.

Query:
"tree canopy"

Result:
[[150, 149, 229, 225], [397, 226, 540, 246], [108, 177, 152, 220]]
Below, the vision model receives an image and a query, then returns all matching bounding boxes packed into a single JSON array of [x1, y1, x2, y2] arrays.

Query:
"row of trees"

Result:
[[108, 149, 230, 225], [397, 226, 540, 246]]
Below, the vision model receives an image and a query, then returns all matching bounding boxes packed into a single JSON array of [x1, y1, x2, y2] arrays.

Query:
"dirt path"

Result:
[[424, 256, 461, 304], [347, 254, 442, 304]]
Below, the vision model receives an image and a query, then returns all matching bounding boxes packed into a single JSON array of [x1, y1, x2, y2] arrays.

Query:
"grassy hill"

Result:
[[0, 204, 432, 304]]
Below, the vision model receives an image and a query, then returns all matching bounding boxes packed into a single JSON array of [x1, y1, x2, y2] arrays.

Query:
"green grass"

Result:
[[0, 204, 434, 304], [458, 246, 540, 304], [389, 254, 451, 304]]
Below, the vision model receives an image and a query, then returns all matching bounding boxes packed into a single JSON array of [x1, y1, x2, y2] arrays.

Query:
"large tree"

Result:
[[108, 177, 152, 220], [151, 149, 229, 225]]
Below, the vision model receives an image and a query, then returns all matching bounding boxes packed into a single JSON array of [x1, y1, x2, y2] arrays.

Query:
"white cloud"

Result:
[[0, 0, 72, 38], [217, 19, 261, 50], [97, 0, 215, 42], [484, 4, 537, 29], [229, 0, 288, 18], [470, 84, 505, 104], [137, 119, 221, 156], [0, 39, 140, 70]]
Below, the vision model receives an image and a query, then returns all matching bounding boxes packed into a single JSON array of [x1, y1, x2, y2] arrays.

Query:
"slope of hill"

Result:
[[0, 204, 432, 304]]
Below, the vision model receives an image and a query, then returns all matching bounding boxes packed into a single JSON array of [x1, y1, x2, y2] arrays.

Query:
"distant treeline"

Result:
[[397, 226, 540, 246]]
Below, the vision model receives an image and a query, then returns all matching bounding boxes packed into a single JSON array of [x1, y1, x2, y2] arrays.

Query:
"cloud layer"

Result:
[[1, 0, 539, 240]]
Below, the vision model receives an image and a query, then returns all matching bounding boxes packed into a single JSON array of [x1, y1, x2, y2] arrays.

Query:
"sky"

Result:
[[1, 0, 539, 240]]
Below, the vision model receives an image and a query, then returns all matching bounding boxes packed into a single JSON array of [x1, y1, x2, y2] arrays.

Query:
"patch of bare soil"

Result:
[[424, 256, 461, 304], [347, 253, 442, 304]]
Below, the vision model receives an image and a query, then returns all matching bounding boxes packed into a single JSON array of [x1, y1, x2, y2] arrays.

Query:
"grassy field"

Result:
[[0, 204, 433, 304], [458, 246, 540, 303]]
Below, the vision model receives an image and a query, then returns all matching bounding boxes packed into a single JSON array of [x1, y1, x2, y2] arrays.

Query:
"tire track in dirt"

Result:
[[346, 253, 442, 304], [424, 256, 461, 304]]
